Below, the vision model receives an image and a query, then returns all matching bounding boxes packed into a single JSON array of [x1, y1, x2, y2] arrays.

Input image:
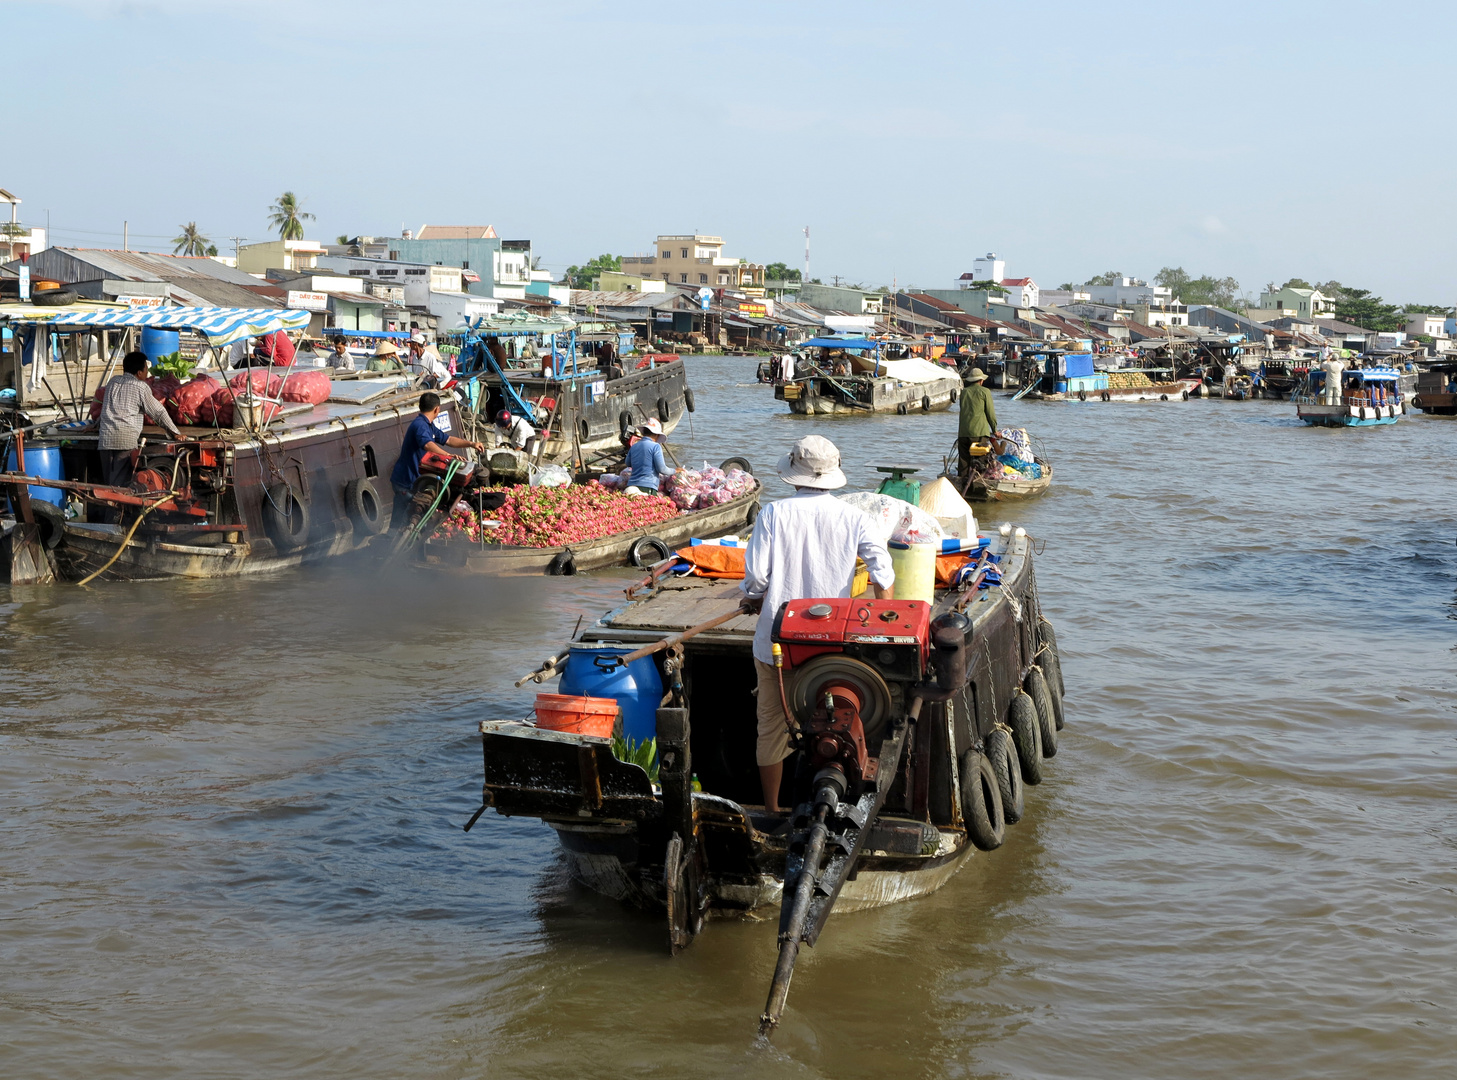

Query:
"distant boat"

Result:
[[1292, 365, 1405, 427], [770, 337, 961, 415]]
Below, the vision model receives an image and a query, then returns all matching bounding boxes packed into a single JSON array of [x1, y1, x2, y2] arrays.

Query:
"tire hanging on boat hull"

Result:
[[1008, 690, 1043, 785], [1026, 666, 1058, 757], [986, 728, 1025, 824], [959, 749, 1005, 850]]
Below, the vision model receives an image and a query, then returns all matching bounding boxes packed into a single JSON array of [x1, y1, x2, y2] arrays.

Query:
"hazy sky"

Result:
[[6, 0, 1454, 303]]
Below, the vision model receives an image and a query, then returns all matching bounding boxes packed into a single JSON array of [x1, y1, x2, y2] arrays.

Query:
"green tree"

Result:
[[1332, 287, 1403, 331], [337, 234, 353, 245], [1154, 266, 1190, 295], [268, 191, 315, 240], [1180, 275, 1241, 308], [765, 262, 802, 282], [1085, 270, 1123, 286], [205, 244, 218, 257], [172, 222, 211, 256], [1281, 277, 1312, 290], [562, 253, 622, 289]]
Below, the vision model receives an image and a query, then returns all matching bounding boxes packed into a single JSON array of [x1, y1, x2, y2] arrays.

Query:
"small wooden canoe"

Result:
[[958, 461, 1053, 502], [416, 483, 761, 575]]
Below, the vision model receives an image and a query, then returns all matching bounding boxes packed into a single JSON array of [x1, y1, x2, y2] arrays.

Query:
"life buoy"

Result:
[[986, 728, 1025, 824], [344, 477, 387, 536], [657, 396, 671, 422], [959, 749, 1005, 850], [921, 394, 932, 412], [684, 388, 696, 413], [262, 481, 310, 551], [1025, 666, 1057, 757], [719, 456, 753, 475], [629, 535, 672, 567], [1008, 691, 1043, 785]]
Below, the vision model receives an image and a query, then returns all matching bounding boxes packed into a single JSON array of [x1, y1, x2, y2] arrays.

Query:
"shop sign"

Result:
[[119, 295, 165, 308], [738, 301, 768, 318], [287, 291, 329, 312]]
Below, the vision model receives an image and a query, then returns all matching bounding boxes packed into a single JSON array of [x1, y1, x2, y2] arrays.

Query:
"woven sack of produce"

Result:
[[278, 369, 332, 405], [229, 369, 284, 398], [169, 375, 221, 425]]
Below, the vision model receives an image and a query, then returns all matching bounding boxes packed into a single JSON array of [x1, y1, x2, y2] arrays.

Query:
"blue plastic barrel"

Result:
[[141, 327, 180, 360], [6, 444, 65, 507], [559, 644, 665, 746]]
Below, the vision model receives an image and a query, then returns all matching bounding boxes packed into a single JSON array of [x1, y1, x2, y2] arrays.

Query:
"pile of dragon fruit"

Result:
[[431, 484, 680, 548], [661, 463, 755, 511]]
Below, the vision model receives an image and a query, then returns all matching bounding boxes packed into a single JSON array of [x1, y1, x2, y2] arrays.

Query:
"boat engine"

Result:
[[772, 597, 933, 798]]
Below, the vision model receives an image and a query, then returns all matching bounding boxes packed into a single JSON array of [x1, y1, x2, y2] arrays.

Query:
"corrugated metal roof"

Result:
[[417, 225, 497, 240], [16, 247, 265, 287], [568, 290, 684, 309]]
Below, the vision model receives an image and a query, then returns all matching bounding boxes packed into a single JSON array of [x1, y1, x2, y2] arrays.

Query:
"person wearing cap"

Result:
[[327, 336, 356, 372], [493, 409, 537, 453], [740, 435, 895, 814], [957, 366, 997, 476], [623, 417, 673, 495], [367, 340, 406, 373], [407, 332, 450, 388]]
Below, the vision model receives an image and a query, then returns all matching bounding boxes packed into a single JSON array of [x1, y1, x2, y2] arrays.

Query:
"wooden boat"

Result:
[[961, 462, 1053, 501], [0, 306, 432, 582], [772, 337, 960, 416], [468, 526, 1066, 1032], [448, 314, 692, 463], [416, 482, 761, 575], [1293, 365, 1405, 428], [1411, 365, 1457, 416]]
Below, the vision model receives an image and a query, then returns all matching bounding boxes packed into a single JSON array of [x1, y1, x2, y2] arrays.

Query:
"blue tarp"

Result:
[[801, 337, 878, 350], [1064, 353, 1095, 378]]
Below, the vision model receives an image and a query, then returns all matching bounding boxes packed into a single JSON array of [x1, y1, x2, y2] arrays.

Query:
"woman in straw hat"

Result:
[[367, 339, 406, 374]]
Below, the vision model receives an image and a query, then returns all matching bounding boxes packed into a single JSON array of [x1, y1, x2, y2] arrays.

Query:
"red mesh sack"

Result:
[[170, 375, 220, 425], [278, 369, 332, 405], [149, 374, 184, 403], [88, 385, 106, 421], [199, 386, 235, 427], [228, 369, 283, 397]]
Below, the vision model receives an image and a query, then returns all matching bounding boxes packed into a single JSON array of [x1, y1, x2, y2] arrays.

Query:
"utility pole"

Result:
[[123, 220, 128, 251], [803, 226, 810, 285], [229, 236, 247, 262]]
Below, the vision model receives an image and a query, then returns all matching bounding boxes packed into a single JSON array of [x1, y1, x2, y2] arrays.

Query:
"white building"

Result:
[[1404, 313, 1445, 338], [0, 188, 47, 263], [1084, 278, 1172, 306], [1001, 277, 1039, 308], [956, 252, 1005, 289]]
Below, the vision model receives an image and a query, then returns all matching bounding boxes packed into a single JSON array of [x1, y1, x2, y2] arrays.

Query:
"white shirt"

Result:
[[498, 415, 535, 449], [740, 488, 895, 663], [413, 344, 450, 383]]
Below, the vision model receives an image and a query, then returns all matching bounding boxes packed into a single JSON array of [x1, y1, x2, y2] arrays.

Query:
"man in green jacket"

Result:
[[957, 367, 997, 475]]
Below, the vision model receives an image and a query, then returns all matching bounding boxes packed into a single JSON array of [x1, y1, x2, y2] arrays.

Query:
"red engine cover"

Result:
[[774, 597, 932, 667]]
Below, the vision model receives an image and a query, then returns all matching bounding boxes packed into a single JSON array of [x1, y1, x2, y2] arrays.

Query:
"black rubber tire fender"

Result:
[[629, 535, 671, 568], [618, 410, 634, 437], [1101, 391, 1111, 402], [657, 396, 671, 423], [31, 288, 79, 307], [1026, 666, 1058, 758], [1007, 690, 1043, 785], [684, 387, 696, 413], [1181, 389, 1190, 401], [579, 418, 590, 443], [719, 456, 753, 475], [959, 749, 1005, 851], [1035, 648, 1065, 731], [950, 387, 959, 403], [1078, 389, 1087, 402], [262, 481, 310, 551], [1036, 617, 1063, 692], [30, 499, 66, 549], [744, 501, 760, 526], [547, 550, 576, 576], [986, 728, 1025, 825], [344, 477, 387, 536], [921, 394, 932, 412], [897, 402, 909, 415], [1160, 393, 1169, 401]]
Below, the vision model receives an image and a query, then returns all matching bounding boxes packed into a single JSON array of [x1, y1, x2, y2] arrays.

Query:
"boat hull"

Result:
[[1037, 378, 1201, 402], [1412, 392, 1457, 416], [1297, 402, 1404, 427], [965, 462, 1053, 501], [776, 375, 961, 416], [417, 485, 761, 575]]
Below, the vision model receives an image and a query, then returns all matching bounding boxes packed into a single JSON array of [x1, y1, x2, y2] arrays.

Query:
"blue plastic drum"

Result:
[[141, 327, 180, 360], [6, 444, 65, 507], [558, 644, 664, 746]]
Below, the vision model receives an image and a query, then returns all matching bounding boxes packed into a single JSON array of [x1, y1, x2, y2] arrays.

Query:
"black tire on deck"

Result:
[[959, 749, 1005, 851], [31, 288, 78, 307], [986, 728, 1025, 825], [720, 456, 753, 475], [1008, 691, 1043, 785], [629, 535, 671, 568], [1026, 666, 1057, 757]]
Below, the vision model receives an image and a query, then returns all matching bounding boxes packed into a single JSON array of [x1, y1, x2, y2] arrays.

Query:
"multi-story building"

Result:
[[0, 188, 48, 262], [336, 227, 548, 300], [237, 238, 327, 276], [1256, 285, 1334, 319], [620, 234, 765, 292]]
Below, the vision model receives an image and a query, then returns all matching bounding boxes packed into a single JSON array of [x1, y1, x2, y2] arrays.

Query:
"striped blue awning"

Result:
[[14, 306, 311, 345]]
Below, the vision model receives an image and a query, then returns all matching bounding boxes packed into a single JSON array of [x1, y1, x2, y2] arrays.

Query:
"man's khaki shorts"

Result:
[[754, 659, 793, 766]]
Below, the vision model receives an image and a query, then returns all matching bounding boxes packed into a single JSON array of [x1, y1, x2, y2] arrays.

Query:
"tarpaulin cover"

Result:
[[19, 306, 310, 345], [802, 337, 877, 350], [1065, 353, 1095, 378], [672, 544, 746, 579]]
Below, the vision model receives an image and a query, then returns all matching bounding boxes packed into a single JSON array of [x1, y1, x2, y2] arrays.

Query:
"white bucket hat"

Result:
[[777, 434, 846, 490], [638, 417, 664, 436]]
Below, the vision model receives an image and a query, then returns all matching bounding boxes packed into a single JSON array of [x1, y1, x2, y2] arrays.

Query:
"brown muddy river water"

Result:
[[3, 357, 1455, 1079]]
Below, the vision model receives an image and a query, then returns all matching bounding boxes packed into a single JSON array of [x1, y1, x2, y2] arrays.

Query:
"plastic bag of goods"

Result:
[[838, 491, 944, 546], [229, 369, 283, 398], [663, 468, 704, 510], [997, 427, 1035, 464], [918, 476, 978, 539], [278, 369, 332, 405], [531, 464, 573, 488], [169, 375, 221, 425]]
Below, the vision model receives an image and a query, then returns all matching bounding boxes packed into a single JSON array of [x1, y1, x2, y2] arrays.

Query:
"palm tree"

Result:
[[267, 191, 315, 240], [172, 222, 211, 256]]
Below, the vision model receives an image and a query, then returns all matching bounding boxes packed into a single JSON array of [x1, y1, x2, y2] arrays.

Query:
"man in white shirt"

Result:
[[740, 434, 894, 813], [407, 332, 451, 388]]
